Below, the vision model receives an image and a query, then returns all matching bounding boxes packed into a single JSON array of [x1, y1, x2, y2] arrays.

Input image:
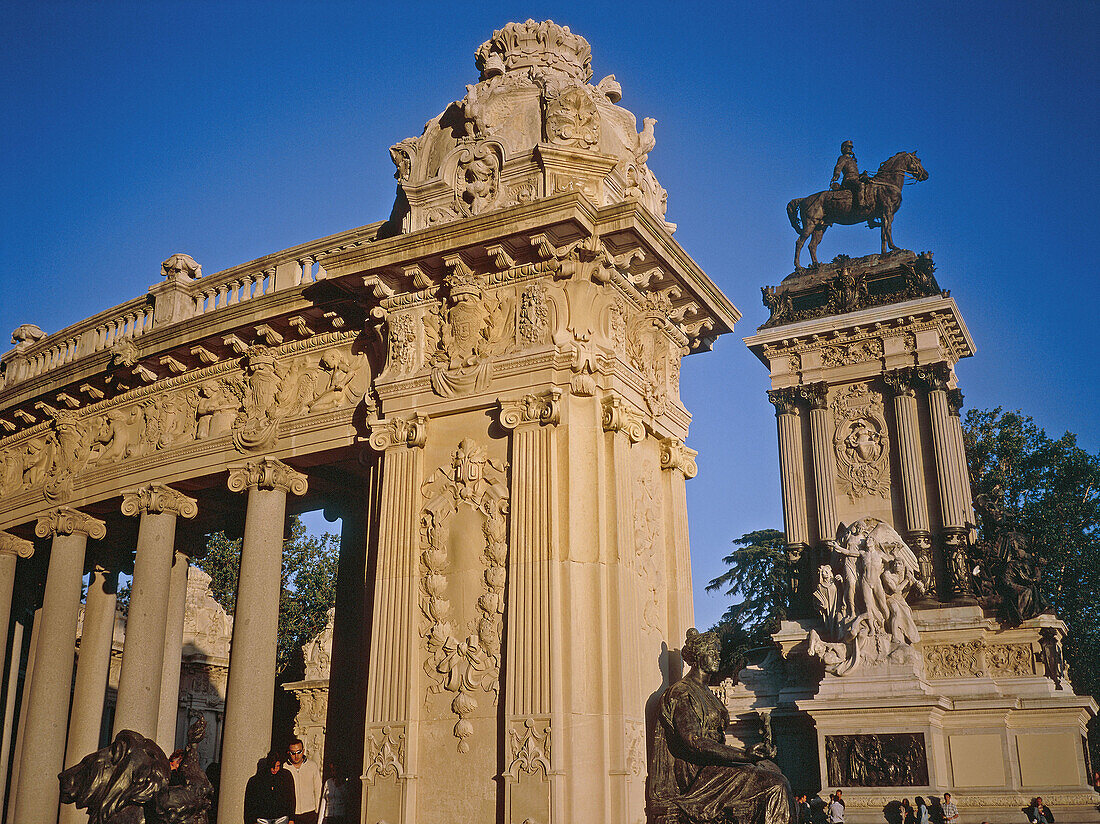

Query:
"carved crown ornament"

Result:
[[387, 19, 672, 234], [226, 457, 308, 496], [120, 483, 199, 519]]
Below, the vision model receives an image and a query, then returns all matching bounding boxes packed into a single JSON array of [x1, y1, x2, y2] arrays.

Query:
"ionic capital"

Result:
[[767, 387, 802, 416], [500, 388, 562, 430], [800, 382, 829, 411], [0, 531, 33, 559], [227, 457, 309, 496], [601, 395, 645, 443], [120, 483, 199, 519], [35, 507, 106, 541], [368, 414, 428, 451], [660, 438, 698, 479]]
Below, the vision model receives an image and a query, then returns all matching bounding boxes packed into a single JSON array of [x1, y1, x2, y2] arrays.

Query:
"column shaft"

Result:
[[114, 510, 178, 736], [929, 388, 966, 528], [776, 410, 810, 547], [217, 486, 289, 824], [0, 551, 20, 692], [6, 608, 40, 824], [0, 620, 25, 814], [948, 411, 976, 527], [60, 565, 119, 824], [893, 392, 931, 532], [13, 521, 98, 824], [156, 553, 190, 753], [808, 404, 839, 543]]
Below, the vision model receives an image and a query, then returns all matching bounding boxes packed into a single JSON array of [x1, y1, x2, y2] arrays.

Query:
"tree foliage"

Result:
[[963, 407, 1100, 757], [705, 528, 789, 673], [196, 515, 340, 675]]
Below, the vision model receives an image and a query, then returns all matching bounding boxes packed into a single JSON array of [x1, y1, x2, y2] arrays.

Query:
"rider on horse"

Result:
[[830, 140, 876, 227]]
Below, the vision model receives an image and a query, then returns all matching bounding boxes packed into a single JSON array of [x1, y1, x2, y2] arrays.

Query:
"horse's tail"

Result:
[[787, 198, 803, 233]]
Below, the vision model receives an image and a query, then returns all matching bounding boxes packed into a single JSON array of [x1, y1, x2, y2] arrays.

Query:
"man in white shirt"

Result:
[[284, 738, 322, 824], [828, 789, 846, 823]]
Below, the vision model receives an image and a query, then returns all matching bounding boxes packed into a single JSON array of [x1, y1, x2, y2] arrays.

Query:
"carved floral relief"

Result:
[[419, 439, 510, 752]]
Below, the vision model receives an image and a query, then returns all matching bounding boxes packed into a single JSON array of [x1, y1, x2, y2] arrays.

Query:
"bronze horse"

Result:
[[787, 151, 928, 271]]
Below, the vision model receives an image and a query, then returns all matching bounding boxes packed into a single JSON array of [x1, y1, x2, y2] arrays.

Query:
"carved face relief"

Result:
[[455, 144, 501, 215], [832, 384, 890, 501], [543, 86, 600, 149]]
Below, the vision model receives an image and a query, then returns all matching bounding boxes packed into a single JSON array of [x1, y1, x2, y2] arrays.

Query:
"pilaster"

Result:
[[499, 389, 561, 824], [363, 415, 427, 824]]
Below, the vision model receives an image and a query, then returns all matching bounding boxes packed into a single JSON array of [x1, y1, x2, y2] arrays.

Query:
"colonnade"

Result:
[[769, 362, 976, 611], [0, 456, 312, 824]]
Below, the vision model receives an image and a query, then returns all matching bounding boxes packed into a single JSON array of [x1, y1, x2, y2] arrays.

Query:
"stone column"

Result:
[[501, 391, 562, 824], [803, 382, 839, 544], [156, 549, 191, 754], [114, 484, 198, 737], [946, 388, 976, 528], [927, 366, 971, 595], [660, 436, 700, 646], [885, 368, 935, 597], [12, 508, 105, 824], [6, 607, 39, 824], [60, 558, 119, 824], [0, 533, 33, 678], [768, 388, 811, 606], [362, 415, 427, 824], [217, 457, 308, 824], [0, 619, 25, 815]]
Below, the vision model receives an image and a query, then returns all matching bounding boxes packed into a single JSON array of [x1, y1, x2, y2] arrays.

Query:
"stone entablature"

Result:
[[0, 196, 735, 532]]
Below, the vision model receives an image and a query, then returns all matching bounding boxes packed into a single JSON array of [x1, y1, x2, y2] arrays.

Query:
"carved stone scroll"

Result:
[[602, 396, 645, 443], [0, 531, 34, 559], [35, 507, 106, 540], [499, 389, 562, 429], [368, 414, 428, 451], [120, 483, 198, 519], [226, 457, 308, 496], [660, 438, 698, 479]]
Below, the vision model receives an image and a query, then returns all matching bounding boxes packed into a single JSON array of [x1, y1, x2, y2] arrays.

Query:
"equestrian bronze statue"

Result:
[[787, 143, 928, 271]]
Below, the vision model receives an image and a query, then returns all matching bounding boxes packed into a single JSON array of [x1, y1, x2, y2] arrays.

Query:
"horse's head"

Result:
[[906, 151, 928, 182]]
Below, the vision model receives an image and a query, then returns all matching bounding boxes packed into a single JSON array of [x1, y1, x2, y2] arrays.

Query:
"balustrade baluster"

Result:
[[227, 279, 240, 305], [216, 283, 229, 309]]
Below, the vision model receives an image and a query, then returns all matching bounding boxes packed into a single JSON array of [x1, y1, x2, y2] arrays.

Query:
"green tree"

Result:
[[705, 528, 789, 673], [196, 514, 340, 675], [963, 407, 1100, 760]]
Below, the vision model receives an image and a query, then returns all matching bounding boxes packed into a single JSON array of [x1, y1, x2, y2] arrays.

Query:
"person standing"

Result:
[[941, 792, 959, 824], [828, 789, 845, 823], [795, 793, 812, 824], [284, 738, 322, 824], [317, 761, 349, 824], [914, 796, 931, 824], [901, 798, 915, 824], [244, 751, 296, 824]]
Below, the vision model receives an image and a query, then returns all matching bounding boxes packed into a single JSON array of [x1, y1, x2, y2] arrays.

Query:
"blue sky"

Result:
[[1, 2, 1097, 629]]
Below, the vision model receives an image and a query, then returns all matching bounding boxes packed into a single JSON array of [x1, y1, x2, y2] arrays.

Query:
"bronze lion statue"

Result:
[[60, 720, 213, 824]]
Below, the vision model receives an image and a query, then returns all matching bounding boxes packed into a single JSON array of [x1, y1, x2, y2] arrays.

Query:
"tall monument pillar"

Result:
[[742, 249, 1097, 820], [314, 20, 739, 824]]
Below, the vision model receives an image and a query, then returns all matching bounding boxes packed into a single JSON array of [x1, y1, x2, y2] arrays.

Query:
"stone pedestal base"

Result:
[[722, 607, 1098, 823]]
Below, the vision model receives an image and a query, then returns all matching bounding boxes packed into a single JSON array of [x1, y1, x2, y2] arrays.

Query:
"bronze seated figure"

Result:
[[649, 628, 795, 824]]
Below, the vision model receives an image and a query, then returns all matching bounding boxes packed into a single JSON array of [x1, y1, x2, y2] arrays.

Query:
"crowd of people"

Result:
[[793, 788, 1060, 824], [240, 738, 349, 824]]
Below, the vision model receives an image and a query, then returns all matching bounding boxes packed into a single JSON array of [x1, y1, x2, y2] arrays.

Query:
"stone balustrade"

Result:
[[0, 221, 382, 397]]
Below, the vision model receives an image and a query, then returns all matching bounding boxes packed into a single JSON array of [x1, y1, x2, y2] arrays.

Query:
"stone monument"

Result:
[[739, 156, 1098, 821], [0, 20, 737, 824]]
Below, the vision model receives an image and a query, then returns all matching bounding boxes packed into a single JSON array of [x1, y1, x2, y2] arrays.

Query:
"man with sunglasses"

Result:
[[284, 738, 322, 824]]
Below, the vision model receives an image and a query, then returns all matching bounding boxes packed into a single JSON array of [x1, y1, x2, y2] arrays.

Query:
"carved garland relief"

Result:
[[420, 439, 510, 752], [924, 640, 1035, 679], [632, 467, 663, 635]]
